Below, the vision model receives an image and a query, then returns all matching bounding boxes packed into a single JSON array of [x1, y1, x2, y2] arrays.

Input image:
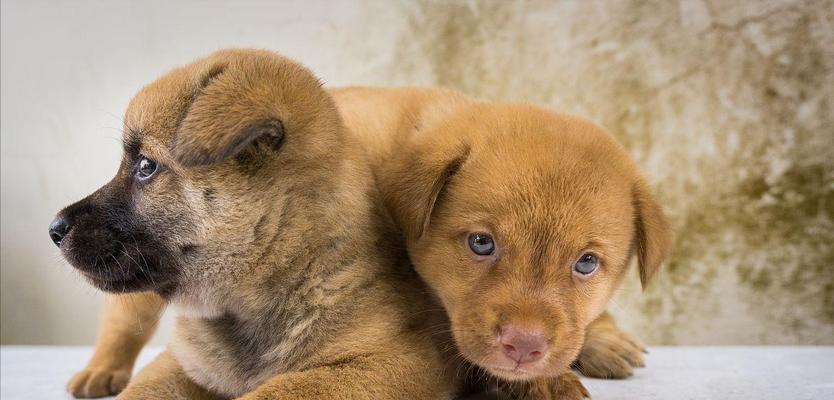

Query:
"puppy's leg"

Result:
[[573, 311, 646, 379], [486, 372, 590, 400], [117, 350, 220, 400], [238, 350, 451, 400], [68, 292, 165, 398]]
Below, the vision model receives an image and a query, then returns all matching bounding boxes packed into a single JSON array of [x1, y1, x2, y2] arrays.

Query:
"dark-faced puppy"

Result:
[[52, 50, 451, 400], [334, 87, 672, 399]]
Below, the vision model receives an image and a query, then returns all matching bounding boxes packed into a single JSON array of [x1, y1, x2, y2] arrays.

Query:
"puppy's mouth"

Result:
[[60, 232, 179, 295], [471, 351, 554, 381], [475, 350, 579, 382], [483, 362, 543, 380]]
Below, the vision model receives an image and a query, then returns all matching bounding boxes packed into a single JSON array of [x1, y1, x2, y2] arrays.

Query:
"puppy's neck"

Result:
[[169, 296, 225, 319]]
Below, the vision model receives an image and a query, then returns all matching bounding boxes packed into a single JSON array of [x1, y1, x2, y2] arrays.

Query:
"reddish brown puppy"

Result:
[[336, 87, 672, 399]]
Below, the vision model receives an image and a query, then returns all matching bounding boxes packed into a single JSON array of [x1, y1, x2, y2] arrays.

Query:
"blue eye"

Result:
[[574, 253, 599, 275], [136, 157, 158, 181], [468, 233, 495, 256]]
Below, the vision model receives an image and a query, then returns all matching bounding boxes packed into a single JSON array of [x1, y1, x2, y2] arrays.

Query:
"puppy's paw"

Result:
[[574, 328, 646, 379], [487, 373, 590, 400], [67, 367, 131, 398]]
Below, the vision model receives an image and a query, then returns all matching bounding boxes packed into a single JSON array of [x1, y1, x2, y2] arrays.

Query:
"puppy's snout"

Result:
[[499, 325, 548, 364], [48, 216, 70, 247]]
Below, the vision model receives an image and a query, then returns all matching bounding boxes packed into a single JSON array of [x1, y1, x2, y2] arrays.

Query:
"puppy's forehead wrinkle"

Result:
[[196, 62, 227, 89], [170, 63, 231, 149]]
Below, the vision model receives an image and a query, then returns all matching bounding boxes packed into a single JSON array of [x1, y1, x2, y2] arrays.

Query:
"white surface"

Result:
[[1, 346, 833, 399]]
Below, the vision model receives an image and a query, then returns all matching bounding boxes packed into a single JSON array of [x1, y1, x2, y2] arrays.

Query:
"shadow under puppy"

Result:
[[334, 87, 672, 399], [50, 50, 452, 399]]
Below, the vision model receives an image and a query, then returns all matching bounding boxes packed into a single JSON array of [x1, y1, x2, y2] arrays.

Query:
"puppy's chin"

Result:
[[481, 363, 551, 382], [480, 355, 577, 382], [461, 344, 575, 382], [79, 270, 162, 293]]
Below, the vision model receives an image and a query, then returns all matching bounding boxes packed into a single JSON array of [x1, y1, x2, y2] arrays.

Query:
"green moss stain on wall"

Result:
[[389, 0, 834, 344]]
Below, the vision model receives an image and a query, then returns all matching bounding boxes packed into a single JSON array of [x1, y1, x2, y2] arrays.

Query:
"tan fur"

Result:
[[67, 76, 670, 399], [67, 293, 165, 397], [59, 50, 452, 400]]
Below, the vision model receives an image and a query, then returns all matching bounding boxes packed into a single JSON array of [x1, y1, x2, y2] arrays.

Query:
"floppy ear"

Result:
[[380, 137, 470, 241], [172, 50, 336, 167], [632, 179, 672, 289]]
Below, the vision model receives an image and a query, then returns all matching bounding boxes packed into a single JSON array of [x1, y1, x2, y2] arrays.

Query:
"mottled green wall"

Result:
[[387, 0, 834, 344]]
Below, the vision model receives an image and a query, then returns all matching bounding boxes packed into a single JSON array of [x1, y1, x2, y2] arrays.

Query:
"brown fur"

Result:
[[56, 50, 452, 399], [66, 72, 670, 399], [335, 87, 672, 398]]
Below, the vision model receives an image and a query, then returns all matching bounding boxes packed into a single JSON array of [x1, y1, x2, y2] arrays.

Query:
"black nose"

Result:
[[49, 216, 70, 246]]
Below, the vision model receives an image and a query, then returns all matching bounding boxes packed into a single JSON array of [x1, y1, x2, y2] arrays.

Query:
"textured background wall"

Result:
[[2, 0, 832, 345]]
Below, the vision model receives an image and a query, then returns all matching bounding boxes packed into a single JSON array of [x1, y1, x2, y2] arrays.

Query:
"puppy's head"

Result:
[[382, 103, 671, 381], [50, 49, 343, 298]]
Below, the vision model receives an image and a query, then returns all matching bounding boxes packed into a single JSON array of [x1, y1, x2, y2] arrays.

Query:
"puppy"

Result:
[[334, 87, 672, 399], [52, 50, 452, 399]]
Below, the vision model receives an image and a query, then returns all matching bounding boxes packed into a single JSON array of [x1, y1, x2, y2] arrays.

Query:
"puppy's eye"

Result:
[[574, 253, 599, 275], [136, 157, 158, 181], [468, 233, 495, 256]]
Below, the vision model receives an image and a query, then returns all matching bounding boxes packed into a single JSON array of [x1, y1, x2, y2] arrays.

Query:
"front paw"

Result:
[[67, 367, 131, 398], [574, 328, 646, 379], [487, 373, 590, 400]]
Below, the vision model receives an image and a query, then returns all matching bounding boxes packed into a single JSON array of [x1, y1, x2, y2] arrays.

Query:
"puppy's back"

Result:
[[330, 86, 472, 170]]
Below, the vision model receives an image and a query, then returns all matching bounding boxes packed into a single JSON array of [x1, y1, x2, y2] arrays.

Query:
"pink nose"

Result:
[[500, 325, 548, 364]]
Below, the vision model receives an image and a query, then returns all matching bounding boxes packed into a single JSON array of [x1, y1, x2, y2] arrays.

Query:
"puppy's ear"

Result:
[[380, 137, 470, 241], [632, 179, 672, 289], [172, 50, 336, 167]]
